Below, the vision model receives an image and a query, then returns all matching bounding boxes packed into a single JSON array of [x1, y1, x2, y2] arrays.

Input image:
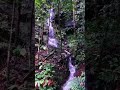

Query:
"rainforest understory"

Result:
[[0, 0, 120, 90]]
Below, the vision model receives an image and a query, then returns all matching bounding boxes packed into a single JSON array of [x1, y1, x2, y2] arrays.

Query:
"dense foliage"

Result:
[[86, 0, 120, 90], [35, 0, 85, 90]]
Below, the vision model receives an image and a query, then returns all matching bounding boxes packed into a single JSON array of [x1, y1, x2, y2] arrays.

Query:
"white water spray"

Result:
[[62, 53, 76, 90], [48, 24, 55, 38], [47, 8, 58, 48], [68, 57, 76, 80]]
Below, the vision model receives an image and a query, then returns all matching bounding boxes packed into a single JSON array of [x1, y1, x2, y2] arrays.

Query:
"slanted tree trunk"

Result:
[[6, 0, 15, 88]]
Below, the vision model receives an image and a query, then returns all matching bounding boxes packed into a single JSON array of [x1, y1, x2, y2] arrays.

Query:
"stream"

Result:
[[47, 8, 76, 90], [62, 56, 76, 90]]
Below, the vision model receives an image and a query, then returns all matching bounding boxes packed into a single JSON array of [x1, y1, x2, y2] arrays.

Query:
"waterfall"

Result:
[[62, 56, 76, 90], [48, 24, 55, 38], [47, 8, 58, 48], [68, 57, 76, 80], [49, 8, 55, 21]]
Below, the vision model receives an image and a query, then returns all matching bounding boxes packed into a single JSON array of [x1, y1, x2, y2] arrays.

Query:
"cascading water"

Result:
[[47, 8, 77, 90], [48, 23, 55, 38], [68, 57, 76, 80], [63, 0, 85, 89], [49, 8, 55, 21], [47, 8, 58, 48], [35, 0, 85, 89], [62, 56, 76, 90]]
